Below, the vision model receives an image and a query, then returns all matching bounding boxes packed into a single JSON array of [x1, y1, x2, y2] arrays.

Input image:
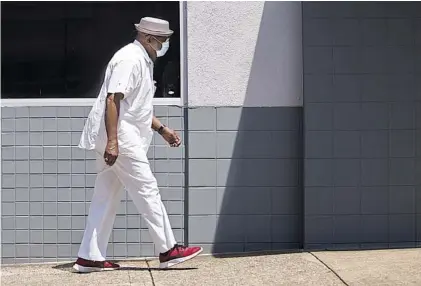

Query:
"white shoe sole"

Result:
[[72, 264, 119, 273], [159, 247, 203, 269]]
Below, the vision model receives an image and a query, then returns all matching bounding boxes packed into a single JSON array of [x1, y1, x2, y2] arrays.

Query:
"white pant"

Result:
[[78, 154, 177, 261]]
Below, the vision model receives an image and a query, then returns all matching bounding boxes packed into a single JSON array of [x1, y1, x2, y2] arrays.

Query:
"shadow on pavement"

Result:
[[308, 245, 420, 253], [52, 263, 77, 272], [211, 249, 304, 259], [123, 266, 198, 271], [52, 262, 197, 272]]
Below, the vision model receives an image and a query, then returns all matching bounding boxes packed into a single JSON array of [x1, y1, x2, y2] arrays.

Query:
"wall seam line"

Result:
[[182, 0, 190, 247]]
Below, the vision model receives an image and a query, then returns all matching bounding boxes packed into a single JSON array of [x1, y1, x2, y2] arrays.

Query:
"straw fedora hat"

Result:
[[134, 17, 173, 37]]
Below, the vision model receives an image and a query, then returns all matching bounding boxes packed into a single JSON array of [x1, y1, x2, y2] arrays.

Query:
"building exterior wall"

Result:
[[2, 1, 421, 264], [185, 1, 303, 253], [187, 1, 303, 107], [303, 1, 421, 249]]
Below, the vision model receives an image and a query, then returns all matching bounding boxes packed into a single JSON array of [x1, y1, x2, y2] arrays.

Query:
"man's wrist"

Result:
[[157, 124, 166, 135]]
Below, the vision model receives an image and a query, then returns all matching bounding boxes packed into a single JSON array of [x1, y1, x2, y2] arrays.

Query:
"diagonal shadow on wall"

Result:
[[211, 1, 304, 255]]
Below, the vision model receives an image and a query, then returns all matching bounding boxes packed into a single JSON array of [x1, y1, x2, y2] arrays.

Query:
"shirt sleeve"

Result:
[[106, 59, 140, 97]]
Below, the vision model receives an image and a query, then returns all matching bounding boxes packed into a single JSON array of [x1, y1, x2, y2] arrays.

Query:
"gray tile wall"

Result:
[[187, 107, 303, 254], [1, 106, 185, 264], [303, 1, 421, 249]]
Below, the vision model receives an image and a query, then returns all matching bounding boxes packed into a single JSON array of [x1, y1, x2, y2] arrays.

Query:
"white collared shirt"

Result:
[[79, 40, 155, 162]]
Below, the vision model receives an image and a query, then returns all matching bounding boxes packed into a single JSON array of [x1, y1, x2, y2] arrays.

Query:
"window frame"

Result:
[[1, 2, 186, 107]]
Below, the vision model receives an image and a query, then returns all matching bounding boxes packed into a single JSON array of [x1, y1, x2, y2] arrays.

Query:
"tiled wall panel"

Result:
[[187, 107, 303, 253], [303, 1, 421, 250], [1, 106, 185, 264]]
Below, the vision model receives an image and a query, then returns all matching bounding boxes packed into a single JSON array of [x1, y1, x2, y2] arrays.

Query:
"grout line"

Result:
[[183, 107, 190, 246], [387, 100, 391, 246], [309, 252, 349, 286], [145, 260, 156, 286], [56, 126, 59, 262], [127, 267, 132, 285], [301, 0, 306, 250]]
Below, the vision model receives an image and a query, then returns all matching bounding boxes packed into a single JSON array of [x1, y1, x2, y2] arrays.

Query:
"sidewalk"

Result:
[[1, 248, 420, 286]]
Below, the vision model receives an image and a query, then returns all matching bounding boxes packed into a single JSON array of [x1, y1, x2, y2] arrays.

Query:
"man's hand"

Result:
[[161, 127, 181, 147], [104, 140, 119, 166], [151, 115, 181, 147]]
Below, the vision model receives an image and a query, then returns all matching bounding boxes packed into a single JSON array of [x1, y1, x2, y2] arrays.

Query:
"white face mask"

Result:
[[156, 40, 170, 57]]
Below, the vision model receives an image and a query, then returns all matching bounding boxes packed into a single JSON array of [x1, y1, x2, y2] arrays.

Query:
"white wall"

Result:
[[186, 1, 303, 107]]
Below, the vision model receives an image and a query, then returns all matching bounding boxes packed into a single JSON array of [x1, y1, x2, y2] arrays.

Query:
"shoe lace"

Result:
[[173, 244, 187, 253]]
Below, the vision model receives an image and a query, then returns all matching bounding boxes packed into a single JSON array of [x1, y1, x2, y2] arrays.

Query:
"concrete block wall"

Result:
[[303, 1, 421, 249], [187, 107, 303, 253], [1, 106, 185, 264]]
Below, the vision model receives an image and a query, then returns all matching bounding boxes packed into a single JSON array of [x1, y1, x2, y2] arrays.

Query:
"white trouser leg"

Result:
[[113, 155, 177, 254], [78, 156, 124, 261]]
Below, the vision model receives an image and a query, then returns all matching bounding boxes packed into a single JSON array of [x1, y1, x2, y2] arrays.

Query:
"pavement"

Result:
[[1, 248, 420, 286]]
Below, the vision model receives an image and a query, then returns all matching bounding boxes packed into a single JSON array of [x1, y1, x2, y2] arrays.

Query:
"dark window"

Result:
[[1, 1, 180, 99]]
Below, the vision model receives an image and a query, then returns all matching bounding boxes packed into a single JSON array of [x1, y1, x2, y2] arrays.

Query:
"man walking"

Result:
[[73, 17, 202, 272]]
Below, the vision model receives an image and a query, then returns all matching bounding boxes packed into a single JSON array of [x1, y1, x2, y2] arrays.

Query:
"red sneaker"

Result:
[[159, 244, 203, 269], [72, 257, 120, 273]]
